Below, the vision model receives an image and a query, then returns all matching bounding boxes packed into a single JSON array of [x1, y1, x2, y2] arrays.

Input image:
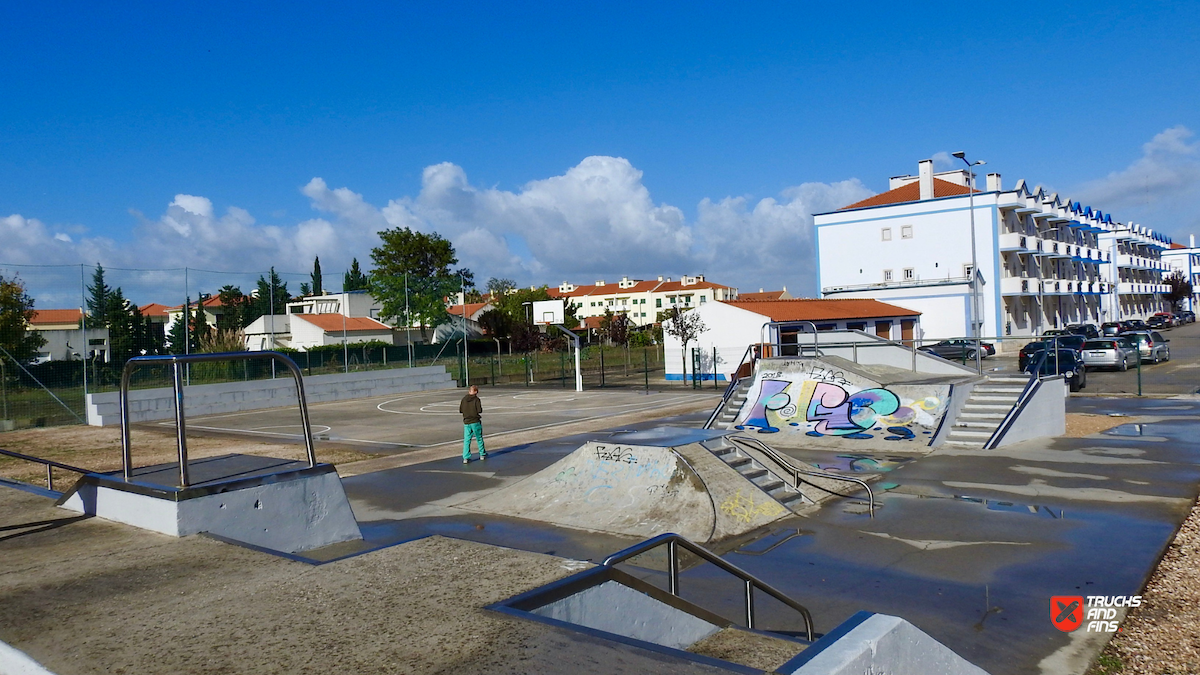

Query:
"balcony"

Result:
[[1115, 283, 1170, 295], [1000, 276, 1034, 295], [998, 232, 1030, 251]]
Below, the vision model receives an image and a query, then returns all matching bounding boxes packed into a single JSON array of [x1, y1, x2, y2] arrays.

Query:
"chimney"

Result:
[[657, 276, 663, 281], [986, 173, 1001, 192], [918, 159, 934, 201], [1192, 234, 1196, 248]]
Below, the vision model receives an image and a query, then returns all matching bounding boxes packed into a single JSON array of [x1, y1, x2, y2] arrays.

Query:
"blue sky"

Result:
[[3, 1, 1199, 306]]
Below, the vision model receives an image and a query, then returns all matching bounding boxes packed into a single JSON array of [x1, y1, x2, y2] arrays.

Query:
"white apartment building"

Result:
[[556, 275, 738, 327], [1161, 236, 1200, 312], [815, 159, 1173, 340]]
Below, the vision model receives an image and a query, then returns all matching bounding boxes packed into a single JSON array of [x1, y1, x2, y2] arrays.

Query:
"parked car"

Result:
[[918, 339, 994, 361], [1126, 319, 1148, 331], [1119, 330, 1171, 364], [1025, 348, 1087, 392], [1066, 324, 1100, 339], [1182, 311, 1197, 324], [1018, 341, 1047, 370], [1101, 322, 1124, 337], [1081, 338, 1137, 371], [1149, 312, 1175, 329], [1042, 333, 1086, 353]]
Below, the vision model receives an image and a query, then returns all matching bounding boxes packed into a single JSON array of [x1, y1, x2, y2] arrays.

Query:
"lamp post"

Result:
[[953, 151, 986, 374]]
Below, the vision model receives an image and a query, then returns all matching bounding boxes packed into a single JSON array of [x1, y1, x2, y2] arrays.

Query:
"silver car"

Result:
[[1119, 331, 1171, 364], [1081, 338, 1137, 371]]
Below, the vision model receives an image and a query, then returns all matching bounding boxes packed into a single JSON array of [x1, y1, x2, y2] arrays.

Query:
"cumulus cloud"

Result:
[[1074, 126, 1200, 233], [1, 157, 875, 305]]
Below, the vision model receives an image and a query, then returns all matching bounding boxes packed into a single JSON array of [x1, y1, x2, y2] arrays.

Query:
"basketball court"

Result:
[[155, 386, 722, 453]]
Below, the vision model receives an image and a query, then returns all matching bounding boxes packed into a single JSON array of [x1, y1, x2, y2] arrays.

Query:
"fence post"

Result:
[[600, 348, 606, 387], [644, 348, 649, 392], [561, 349, 566, 388], [713, 347, 719, 390]]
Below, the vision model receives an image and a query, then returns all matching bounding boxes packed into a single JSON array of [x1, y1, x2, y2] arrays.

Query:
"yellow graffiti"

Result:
[[719, 489, 786, 523]]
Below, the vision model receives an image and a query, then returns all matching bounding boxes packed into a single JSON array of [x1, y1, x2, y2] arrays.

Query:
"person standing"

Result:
[[460, 385, 486, 463]]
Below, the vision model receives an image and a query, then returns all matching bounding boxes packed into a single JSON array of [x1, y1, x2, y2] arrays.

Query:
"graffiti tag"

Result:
[[719, 489, 786, 523]]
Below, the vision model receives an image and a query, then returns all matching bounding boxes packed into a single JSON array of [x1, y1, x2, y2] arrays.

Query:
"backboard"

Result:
[[531, 299, 565, 326]]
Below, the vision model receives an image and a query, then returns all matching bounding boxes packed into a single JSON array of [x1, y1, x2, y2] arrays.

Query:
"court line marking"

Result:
[[376, 393, 706, 416]]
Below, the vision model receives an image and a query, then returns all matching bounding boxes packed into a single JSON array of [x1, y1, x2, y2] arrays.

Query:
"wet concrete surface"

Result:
[[335, 397, 1200, 675]]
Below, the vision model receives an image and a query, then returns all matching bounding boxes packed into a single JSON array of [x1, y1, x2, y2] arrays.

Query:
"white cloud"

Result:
[[1074, 126, 1200, 233], [1, 157, 876, 306]]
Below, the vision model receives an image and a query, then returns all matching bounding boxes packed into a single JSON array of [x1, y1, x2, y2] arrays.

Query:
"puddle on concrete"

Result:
[[812, 454, 915, 473], [1103, 423, 1168, 439]]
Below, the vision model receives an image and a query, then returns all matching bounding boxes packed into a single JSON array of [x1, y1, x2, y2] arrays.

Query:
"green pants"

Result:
[[463, 422, 486, 459]]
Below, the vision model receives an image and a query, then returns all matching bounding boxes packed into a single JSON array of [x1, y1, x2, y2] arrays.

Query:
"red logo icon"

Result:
[[1051, 596, 1084, 632]]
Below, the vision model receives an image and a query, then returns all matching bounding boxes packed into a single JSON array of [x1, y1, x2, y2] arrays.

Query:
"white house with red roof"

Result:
[[662, 298, 921, 382], [815, 158, 1173, 340], [26, 309, 110, 363]]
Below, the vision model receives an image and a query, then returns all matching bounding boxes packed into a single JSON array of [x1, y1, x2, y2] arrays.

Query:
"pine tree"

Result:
[[310, 257, 323, 296], [86, 264, 112, 327], [217, 285, 247, 330], [167, 298, 191, 354], [343, 258, 369, 292], [192, 295, 212, 352], [105, 289, 138, 363]]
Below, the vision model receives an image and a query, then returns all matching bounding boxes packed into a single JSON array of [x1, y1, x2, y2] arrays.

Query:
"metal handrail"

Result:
[[728, 435, 875, 518], [602, 532, 814, 640], [704, 344, 758, 429], [0, 447, 92, 493], [119, 351, 316, 487]]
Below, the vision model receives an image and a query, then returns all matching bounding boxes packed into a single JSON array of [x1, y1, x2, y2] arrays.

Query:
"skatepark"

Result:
[[4, 330, 1200, 674]]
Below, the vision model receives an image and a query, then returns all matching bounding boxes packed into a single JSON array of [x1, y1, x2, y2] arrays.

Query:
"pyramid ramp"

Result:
[[460, 428, 791, 543]]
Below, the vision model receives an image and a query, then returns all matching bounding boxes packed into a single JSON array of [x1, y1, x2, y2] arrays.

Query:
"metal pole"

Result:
[[955, 153, 985, 374], [713, 346, 719, 390], [342, 307, 349, 374], [644, 348, 649, 392], [185, 268, 190, 385], [745, 580, 755, 629], [80, 264, 88, 401], [1137, 348, 1143, 396], [461, 275, 469, 387], [405, 273, 413, 367], [0, 359, 6, 420], [667, 539, 679, 595], [171, 359, 191, 487]]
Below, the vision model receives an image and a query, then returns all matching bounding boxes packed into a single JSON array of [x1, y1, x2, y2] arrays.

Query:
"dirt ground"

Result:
[[1064, 413, 1144, 438], [1087, 499, 1200, 675], [0, 424, 373, 485]]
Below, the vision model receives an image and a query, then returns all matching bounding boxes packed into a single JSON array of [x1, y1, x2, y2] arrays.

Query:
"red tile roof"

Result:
[[724, 298, 920, 321], [840, 178, 978, 210], [446, 302, 490, 319], [29, 309, 83, 325], [564, 279, 730, 297], [1170, 242, 1187, 250], [293, 315, 391, 333], [168, 296, 226, 311], [138, 303, 172, 318]]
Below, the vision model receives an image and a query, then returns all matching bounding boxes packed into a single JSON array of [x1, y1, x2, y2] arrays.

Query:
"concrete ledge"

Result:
[[0, 639, 57, 675], [85, 366, 455, 426], [59, 466, 363, 553], [781, 612, 989, 675]]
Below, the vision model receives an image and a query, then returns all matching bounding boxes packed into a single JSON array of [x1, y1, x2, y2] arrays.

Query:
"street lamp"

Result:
[[953, 151, 986, 373]]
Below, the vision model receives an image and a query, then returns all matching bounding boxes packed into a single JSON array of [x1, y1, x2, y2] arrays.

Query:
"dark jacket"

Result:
[[460, 394, 482, 424]]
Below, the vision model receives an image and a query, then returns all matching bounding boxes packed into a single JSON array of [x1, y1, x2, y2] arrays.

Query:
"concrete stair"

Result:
[[709, 378, 753, 430], [944, 375, 1028, 449], [705, 440, 806, 510]]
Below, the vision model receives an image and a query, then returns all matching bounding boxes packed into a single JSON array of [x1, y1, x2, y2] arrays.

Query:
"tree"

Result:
[[191, 295, 213, 350], [477, 308, 513, 341], [245, 268, 289, 325], [1165, 271, 1194, 311], [486, 277, 516, 297], [369, 227, 472, 341], [167, 298, 192, 355], [662, 307, 707, 382], [86, 264, 112, 327], [104, 289, 139, 363], [216, 285, 249, 330], [343, 258, 370, 292], [0, 275, 45, 363], [600, 310, 630, 346], [310, 256, 323, 296]]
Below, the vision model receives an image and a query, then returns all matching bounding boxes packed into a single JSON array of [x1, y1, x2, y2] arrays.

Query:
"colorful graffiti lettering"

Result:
[[719, 489, 786, 523], [736, 377, 943, 442]]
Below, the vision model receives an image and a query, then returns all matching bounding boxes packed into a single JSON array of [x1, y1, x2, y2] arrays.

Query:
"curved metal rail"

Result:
[[119, 351, 316, 487], [728, 435, 875, 517], [0, 447, 92, 493], [602, 532, 814, 641]]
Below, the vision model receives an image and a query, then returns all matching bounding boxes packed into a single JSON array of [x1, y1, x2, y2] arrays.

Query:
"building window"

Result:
[[883, 269, 893, 282], [656, 298, 662, 308], [964, 264, 973, 280], [901, 225, 913, 239], [847, 322, 867, 331], [668, 296, 676, 304], [699, 295, 706, 303], [903, 268, 915, 280], [881, 227, 892, 241]]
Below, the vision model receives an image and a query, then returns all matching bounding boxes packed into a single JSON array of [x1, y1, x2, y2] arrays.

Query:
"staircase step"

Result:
[[742, 468, 768, 480], [969, 394, 1022, 403], [987, 376, 1029, 383], [962, 403, 1012, 412], [959, 412, 1006, 421], [948, 429, 992, 439], [755, 477, 785, 492], [944, 439, 985, 448], [955, 421, 1000, 430], [727, 457, 752, 469], [973, 386, 1025, 394]]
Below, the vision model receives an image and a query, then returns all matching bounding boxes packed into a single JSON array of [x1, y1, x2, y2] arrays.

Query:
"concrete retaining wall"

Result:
[[782, 612, 990, 675], [85, 366, 455, 426]]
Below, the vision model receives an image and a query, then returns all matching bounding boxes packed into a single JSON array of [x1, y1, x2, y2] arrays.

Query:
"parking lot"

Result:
[[981, 320, 1200, 395]]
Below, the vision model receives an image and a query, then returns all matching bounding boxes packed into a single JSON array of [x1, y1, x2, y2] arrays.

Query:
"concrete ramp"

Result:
[[461, 428, 792, 543]]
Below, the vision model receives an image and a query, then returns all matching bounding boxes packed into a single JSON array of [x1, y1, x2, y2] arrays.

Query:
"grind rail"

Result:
[[0, 447, 92, 493], [602, 532, 815, 640], [119, 351, 317, 487], [728, 435, 875, 517]]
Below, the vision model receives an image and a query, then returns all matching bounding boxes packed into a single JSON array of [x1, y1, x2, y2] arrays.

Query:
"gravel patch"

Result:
[[1064, 413, 1146, 438]]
